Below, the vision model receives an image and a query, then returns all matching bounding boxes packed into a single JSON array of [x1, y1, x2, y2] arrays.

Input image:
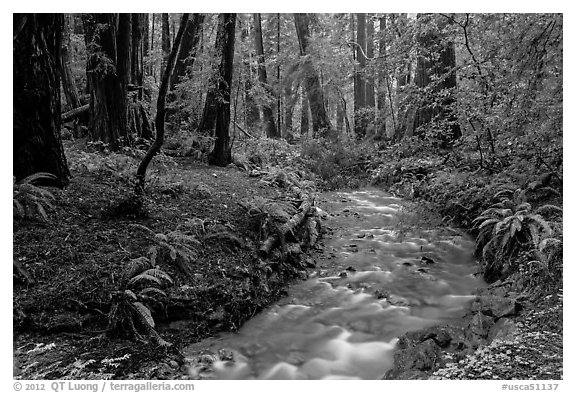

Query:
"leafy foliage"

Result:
[[13, 173, 56, 222], [108, 256, 173, 346]]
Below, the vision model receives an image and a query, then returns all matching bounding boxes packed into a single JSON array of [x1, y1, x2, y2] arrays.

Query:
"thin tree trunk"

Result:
[[293, 13, 332, 138], [14, 13, 70, 186], [137, 14, 190, 192], [253, 13, 278, 138], [208, 14, 237, 166], [61, 14, 82, 111], [161, 13, 170, 76]]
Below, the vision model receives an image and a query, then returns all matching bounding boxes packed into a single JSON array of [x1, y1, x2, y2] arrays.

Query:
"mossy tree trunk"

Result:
[[13, 13, 70, 187]]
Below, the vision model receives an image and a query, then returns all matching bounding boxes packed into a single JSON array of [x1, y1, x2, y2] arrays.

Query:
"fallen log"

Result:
[[232, 120, 254, 139], [259, 198, 313, 257], [62, 104, 89, 122]]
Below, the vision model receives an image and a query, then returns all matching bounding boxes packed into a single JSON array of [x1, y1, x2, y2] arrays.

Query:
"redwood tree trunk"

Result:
[[61, 14, 82, 111], [200, 14, 228, 134], [170, 14, 204, 90], [300, 90, 309, 136], [208, 14, 236, 166], [14, 13, 70, 186], [293, 13, 332, 138], [366, 15, 376, 116], [253, 13, 278, 138], [241, 20, 260, 129], [83, 13, 130, 148], [354, 13, 367, 138]]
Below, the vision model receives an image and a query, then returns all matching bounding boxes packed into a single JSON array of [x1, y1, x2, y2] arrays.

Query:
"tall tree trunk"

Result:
[[293, 13, 332, 138], [253, 13, 278, 138], [412, 14, 461, 142], [14, 13, 70, 186], [277, 13, 282, 137], [83, 13, 130, 148], [161, 13, 170, 76], [131, 14, 144, 90], [137, 14, 190, 192], [208, 14, 236, 166], [354, 13, 367, 138], [128, 14, 153, 140], [150, 13, 155, 76], [170, 13, 204, 90], [240, 19, 260, 129], [377, 15, 389, 139], [60, 14, 82, 111], [366, 15, 376, 115], [143, 13, 149, 67], [200, 14, 228, 134], [300, 89, 309, 136], [336, 95, 344, 133]]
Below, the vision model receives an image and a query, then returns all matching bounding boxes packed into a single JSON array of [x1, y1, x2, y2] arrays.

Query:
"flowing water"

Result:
[[185, 188, 484, 379]]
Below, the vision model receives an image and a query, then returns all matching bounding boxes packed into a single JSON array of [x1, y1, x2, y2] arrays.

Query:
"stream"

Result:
[[185, 188, 484, 379]]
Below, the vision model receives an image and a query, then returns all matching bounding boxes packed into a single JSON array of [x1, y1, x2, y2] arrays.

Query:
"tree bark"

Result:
[[199, 14, 228, 135], [253, 13, 278, 138], [354, 13, 367, 138], [366, 15, 376, 113], [83, 13, 130, 148], [293, 13, 332, 138], [130, 14, 144, 92], [208, 14, 236, 167], [14, 13, 70, 186], [240, 20, 260, 130], [61, 14, 82, 111], [170, 14, 204, 90], [300, 89, 309, 136], [161, 13, 170, 76], [137, 14, 190, 192]]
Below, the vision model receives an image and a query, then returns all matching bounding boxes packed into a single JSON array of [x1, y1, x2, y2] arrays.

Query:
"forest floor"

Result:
[[13, 138, 563, 380], [13, 139, 316, 379]]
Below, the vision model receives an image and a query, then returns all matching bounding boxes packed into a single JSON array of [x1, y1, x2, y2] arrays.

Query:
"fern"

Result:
[[108, 256, 173, 346], [473, 197, 556, 280], [13, 173, 56, 222]]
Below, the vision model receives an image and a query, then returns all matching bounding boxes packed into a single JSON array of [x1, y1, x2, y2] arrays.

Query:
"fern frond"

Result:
[[122, 257, 153, 284], [127, 273, 162, 288], [539, 237, 562, 253], [527, 214, 553, 237], [535, 204, 563, 216], [140, 269, 173, 285], [477, 218, 499, 230], [124, 289, 138, 301], [514, 202, 532, 213], [18, 172, 57, 185], [132, 302, 155, 328], [138, 287, 167, 298]]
